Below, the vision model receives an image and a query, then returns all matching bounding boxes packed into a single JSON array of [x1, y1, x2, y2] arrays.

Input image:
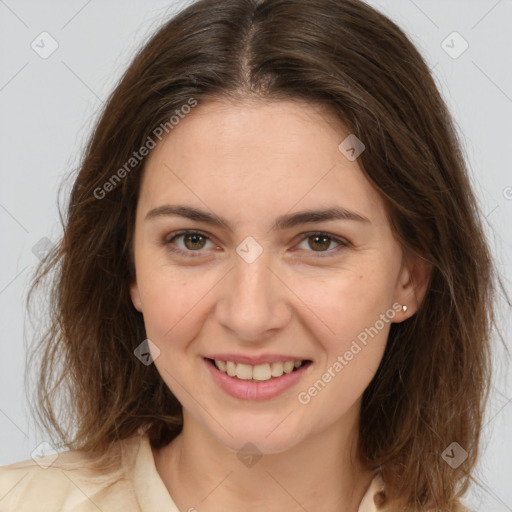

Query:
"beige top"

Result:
[[0, 432, 385, 511]]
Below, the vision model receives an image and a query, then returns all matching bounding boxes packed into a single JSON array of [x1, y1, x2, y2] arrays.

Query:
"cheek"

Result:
[[136, 265, 218, 348], [292, 264, 396, 346], [296, 270, 393, 413], [290, 263, 396, 403]]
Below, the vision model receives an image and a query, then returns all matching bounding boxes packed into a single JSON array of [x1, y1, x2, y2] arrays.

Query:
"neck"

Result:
[[153, 409, 375, 512]]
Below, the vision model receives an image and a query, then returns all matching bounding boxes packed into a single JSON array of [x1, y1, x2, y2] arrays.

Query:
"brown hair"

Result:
[[26, 0, 500, 509]]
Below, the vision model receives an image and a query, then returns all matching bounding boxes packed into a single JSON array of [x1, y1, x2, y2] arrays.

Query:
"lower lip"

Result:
[[204, 358, 312, 401]]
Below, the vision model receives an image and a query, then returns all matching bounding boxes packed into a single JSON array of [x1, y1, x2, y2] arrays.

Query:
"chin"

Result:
[[206, 417, 305, 456]]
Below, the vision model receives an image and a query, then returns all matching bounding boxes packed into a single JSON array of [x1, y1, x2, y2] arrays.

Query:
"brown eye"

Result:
[[182, 233, 207, 250], [163, 230, 214, 257], [294, 232, 349, 257], [307, 235, 333, 252]]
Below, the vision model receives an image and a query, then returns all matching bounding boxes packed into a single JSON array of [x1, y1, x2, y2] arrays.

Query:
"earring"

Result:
[[402, 305, 408, 312]]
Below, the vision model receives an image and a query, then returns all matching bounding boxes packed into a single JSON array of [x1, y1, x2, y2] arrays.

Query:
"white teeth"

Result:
[[226, 361, 236, 377], [283, 361, 295, 374], [270, 361, 284, 377], [253, 363, 271, 381], [213, 359, 305, 381], [235, 363, 253, 380]]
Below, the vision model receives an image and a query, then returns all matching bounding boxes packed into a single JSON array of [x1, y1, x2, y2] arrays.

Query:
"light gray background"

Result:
[[0, 1, 511, 510]]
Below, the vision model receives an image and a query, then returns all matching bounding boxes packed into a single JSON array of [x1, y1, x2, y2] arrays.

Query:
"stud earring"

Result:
[[402, 305, 408, 312]]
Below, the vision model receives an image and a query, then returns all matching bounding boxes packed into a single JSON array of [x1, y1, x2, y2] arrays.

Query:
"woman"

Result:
[[0, 0, 497, 510]]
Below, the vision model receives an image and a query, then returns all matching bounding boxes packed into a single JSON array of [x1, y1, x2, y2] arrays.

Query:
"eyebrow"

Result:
[[144, 204, 370, 231]]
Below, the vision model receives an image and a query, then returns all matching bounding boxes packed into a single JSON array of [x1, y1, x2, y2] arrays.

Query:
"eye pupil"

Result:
[[309, 235, 331, 251], [184, 234, 206, 250]]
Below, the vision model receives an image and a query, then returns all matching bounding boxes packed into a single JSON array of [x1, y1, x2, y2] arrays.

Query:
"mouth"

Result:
[[205, 357, 312, 382], [204, 357, 313, 401]]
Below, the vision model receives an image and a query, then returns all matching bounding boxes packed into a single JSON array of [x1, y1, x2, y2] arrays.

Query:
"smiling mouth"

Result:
[[205, 357, 313, 382]]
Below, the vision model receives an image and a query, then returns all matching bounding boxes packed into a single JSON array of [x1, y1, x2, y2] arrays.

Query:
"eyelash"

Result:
[[162, 230, 350, 258]]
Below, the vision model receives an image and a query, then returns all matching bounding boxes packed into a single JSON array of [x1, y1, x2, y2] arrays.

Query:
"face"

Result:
[[130, 98, 421, 455]]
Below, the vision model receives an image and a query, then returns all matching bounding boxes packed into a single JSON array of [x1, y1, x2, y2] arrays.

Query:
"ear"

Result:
[[130, 279, 143, 312], [393, 251, 431, 322]]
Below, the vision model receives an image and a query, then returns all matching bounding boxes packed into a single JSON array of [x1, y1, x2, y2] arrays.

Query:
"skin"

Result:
[[129, 97, 429, 512]]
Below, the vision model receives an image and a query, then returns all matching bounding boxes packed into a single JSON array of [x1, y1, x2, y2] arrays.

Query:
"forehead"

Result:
[[138, 98, 388, 228], [152, 97, 346, 164]]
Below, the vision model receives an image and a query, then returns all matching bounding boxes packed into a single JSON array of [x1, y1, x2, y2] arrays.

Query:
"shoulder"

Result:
[[358, 471, 386, 512], [357, 473, 474, 512], [0, 435, 143, 512]]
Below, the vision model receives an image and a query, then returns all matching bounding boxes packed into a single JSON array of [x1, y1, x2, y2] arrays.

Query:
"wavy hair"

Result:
[[26, 0, 499, 509]]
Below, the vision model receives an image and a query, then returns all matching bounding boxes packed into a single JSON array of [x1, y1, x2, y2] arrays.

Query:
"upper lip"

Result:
[[204, 354, 311, 365]]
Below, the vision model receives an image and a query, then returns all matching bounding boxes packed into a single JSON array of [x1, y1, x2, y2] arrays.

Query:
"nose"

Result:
[[213, 248, 292, 343]]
